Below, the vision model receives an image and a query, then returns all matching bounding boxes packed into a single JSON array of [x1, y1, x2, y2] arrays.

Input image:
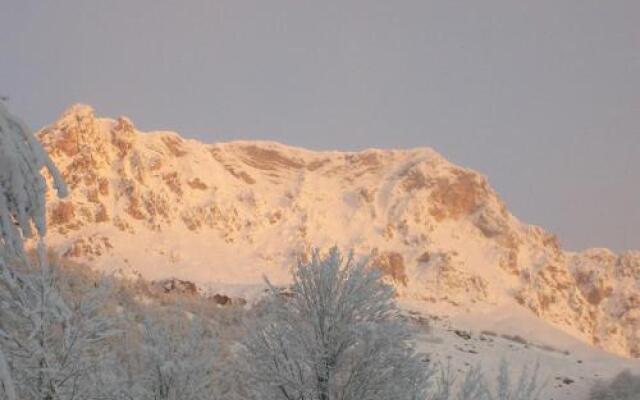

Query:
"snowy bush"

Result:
[[588, 370, 640, 400], [483, 359, 544, 400], [427, 359, 544, 400], [239, 247, 433, 400]]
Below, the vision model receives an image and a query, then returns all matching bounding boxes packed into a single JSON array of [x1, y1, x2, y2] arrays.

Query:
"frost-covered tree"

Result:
[[455, 364, 486, 400], [0, 346, 16, 400], [444, 359, 544, 400], [0, 101, 67, 257], [133, 313, 218, 400], [428, 363, 455, 400], [96, 310, 218, 400], [0, 102, 67, 400], [0, 263, 117, 400], [87, 300, 224, 400], [240, 247, 432, 400], [485, 359, 544, 400]]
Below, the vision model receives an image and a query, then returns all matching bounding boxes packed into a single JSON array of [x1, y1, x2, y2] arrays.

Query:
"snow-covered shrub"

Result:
[[424, 359, 545, 400], [589, 370, 640, 400], [429, 363, 455, 400], [239, 247, 433, 400], [455, 364, 487, 400], [483, 359, 544, 400]]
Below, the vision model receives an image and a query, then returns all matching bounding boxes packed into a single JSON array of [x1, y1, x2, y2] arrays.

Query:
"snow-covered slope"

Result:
[[38, 104, 640, 359], [403, 301, 640, 400]]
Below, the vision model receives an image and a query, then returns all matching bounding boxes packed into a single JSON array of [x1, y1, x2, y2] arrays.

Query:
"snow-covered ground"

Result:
[[401, 300, 640, 400]]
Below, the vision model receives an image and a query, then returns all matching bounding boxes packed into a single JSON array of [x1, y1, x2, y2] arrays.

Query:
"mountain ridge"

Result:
[[37, 104, 640, 358]]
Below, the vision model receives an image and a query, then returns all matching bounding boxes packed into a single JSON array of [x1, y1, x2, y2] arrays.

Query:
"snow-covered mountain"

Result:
[[38, 104, 639, 359]]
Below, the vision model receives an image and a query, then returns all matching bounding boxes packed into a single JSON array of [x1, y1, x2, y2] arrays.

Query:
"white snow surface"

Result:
[[402, 300, 640, 400]]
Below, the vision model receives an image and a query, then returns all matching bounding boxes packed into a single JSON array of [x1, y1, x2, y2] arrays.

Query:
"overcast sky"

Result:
[[2, 1, 638, 252]]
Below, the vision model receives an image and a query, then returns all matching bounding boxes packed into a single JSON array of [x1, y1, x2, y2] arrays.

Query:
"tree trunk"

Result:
[[0, 348, 16, 400], [317, 356, 332, 400]]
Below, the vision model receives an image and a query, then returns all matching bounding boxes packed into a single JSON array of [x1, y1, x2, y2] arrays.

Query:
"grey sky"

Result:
[[1, 1, 638, 252]]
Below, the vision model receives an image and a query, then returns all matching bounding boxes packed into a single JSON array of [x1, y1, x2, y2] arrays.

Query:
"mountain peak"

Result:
[[61, 103, 95, 119], [36, 104, 640, 358], [39, 105, 143, 162]]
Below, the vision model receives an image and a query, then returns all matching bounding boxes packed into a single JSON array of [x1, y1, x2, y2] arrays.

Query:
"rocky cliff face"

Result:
[[38, 104, 640, 357]]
